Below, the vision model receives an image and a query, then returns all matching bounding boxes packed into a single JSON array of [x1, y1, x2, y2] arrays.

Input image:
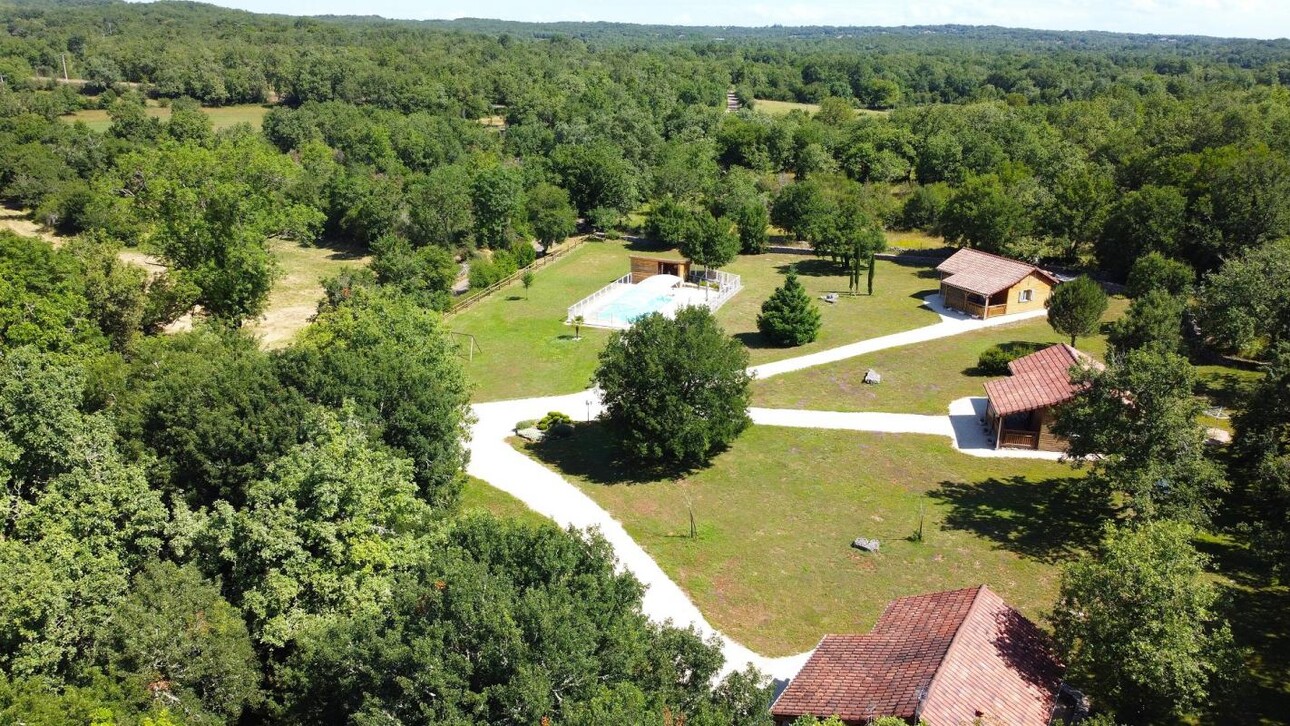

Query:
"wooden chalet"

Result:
[[936, 249, 1060, 319], [984, 344, 1102, 451], [770, 586, 1070, 726]]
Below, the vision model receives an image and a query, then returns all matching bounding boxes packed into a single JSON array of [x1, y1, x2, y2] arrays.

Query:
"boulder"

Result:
[[516, 427, 545, 442], [851, 537, 880, 552], [863, 369, 882, 385]]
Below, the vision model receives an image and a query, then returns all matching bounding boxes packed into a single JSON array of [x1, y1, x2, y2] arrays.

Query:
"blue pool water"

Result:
[[596, 288, 675, 324]]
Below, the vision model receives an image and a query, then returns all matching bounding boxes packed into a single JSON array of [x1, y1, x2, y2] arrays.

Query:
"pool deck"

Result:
[[569, 273, 740, 330]]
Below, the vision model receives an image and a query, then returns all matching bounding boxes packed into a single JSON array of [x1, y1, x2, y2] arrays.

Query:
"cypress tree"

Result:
[[757, 268, 822, 347]]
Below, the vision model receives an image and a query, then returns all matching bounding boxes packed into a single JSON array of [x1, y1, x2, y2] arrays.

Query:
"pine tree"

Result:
[[757, 268, 822, 347]]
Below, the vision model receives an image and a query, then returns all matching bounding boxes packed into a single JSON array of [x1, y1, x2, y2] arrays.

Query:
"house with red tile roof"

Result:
[[984, 344, 1103, 452], [769, 585, 1068, 726], [936, 249, 1060, 319]]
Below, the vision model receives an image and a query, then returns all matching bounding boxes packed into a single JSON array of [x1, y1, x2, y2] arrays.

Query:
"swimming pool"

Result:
[[568, 270, 742, 330], [595, 288, 676, 326]]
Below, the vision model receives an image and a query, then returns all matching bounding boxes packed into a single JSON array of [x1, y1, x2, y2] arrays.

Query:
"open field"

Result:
[[517, 424, 1085, 656], [716, 255, 945, 365], [752, 297, 1127, 413], [61, 103, 273, 133], [246, 238, 372, 348]]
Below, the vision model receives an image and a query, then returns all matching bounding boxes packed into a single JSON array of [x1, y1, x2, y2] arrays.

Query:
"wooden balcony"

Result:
[[999, 428, 1040, 449]]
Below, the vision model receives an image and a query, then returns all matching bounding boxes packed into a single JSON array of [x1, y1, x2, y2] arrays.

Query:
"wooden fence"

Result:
[[445, 236, 590, 316]]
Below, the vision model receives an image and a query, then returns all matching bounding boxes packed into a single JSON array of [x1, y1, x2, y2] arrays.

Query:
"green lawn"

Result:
[[62, 103, 273, 133], [518, 424, 1089, 656], [451, 239, 943, 400], [458, 475, 548, 526], [716, 255, 943, 365], [447, 239, 640, 401], [752, 299, 1127, 414]]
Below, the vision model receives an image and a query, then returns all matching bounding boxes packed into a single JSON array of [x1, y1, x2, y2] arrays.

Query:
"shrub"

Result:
[[977, 341, 1049, 375], [509, 240, 537, 268], [547, 422, 576, 439], [536, 411, 573, 431]]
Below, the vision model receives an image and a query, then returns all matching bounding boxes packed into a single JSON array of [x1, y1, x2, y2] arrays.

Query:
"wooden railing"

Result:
[[962, 301, 1010, 319], [1000, 429, 1040, 449], [446, 236, 590, 316]]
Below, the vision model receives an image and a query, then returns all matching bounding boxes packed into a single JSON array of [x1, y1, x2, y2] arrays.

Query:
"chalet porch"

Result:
[[940, 283, 1009, 319], [993, 410, 1042, 450]]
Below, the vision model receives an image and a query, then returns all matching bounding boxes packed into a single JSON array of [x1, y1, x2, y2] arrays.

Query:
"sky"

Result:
[[131, 0, 1290, 39]]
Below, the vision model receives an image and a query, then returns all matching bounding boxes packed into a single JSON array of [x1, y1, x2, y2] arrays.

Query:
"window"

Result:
[[1019, 289, 1034, 303]]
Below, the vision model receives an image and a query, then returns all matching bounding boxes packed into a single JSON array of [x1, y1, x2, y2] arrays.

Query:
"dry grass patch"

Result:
[[246, 239, 371, 348], [61, 103, 273, 133]]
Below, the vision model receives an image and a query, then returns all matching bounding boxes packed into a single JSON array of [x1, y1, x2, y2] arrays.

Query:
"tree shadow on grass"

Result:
[[927, 476, 1111, 564], [1194, 370, 1258, 412], [314, 236, 372, 261], [1195, 534, 1290, 721], [773, 258, 839, 277], [735, 331, 783, 352], [522, 420, 706, 486]]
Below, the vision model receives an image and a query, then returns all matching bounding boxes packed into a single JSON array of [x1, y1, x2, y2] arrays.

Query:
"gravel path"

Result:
[[465, 298, 1059, 678]]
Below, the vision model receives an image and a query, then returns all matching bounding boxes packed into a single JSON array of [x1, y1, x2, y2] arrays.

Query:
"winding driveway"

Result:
[[465, 296, 1060, 679]]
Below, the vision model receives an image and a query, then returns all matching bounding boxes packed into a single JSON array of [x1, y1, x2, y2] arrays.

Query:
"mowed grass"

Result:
[[452, 242, 943, 400], [246, 238, 371, 349], [519, 424, 1089, 656], [717, 255, 942, 365], [752, 297, 1128, 413], [62, 103, 273, 133], [458, 475, 548, 526], [447, 240, 641, 401]]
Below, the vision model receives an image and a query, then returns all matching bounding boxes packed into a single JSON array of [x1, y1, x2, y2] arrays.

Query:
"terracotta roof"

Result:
[[770, 586, 1063, 725], [985, 344, 1103, 417], [937, 249, 1059, 296]]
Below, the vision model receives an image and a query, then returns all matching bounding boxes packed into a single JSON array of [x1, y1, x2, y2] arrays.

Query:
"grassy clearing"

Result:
[[752, 298, 1128, 413], [518, 424, 1087, 656], [751, 98, 821, 115], [886, 229, 950, 252], [246, 238, 371, 349], [458, 476, 548, 526], [717, 255, 943, 365], [61, 103, 272, 133]]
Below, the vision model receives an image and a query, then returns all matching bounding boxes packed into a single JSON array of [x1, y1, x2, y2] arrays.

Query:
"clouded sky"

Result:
[[133, 0, 1290, 39]]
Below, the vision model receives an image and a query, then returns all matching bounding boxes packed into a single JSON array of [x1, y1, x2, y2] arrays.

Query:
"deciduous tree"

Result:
[[595, 307, 751, 467], [1055, 347, 1226, 522], [1051, 520, 1235, 723]]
